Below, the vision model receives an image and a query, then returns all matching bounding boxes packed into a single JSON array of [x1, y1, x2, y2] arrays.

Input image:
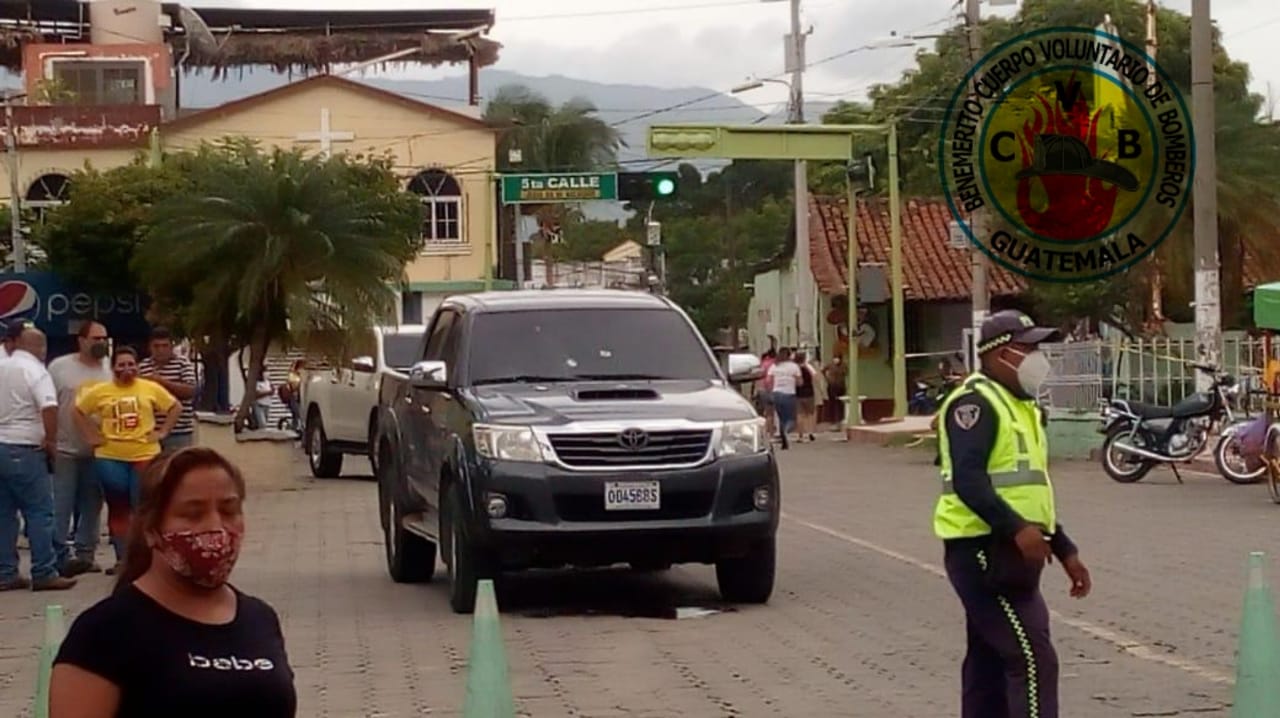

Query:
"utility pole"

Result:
[[1191, 0, 1220, 389], [1145, 0, 1165, 330], [4, 96, 23, 273], [787, 0, 814, 352], [964, 0, 989, 367]]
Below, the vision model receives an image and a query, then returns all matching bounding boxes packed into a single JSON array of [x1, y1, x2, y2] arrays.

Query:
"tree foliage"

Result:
[[133, 140, 422, 425], [485, 85, 623, 173], [829, 0, 1280, 332]]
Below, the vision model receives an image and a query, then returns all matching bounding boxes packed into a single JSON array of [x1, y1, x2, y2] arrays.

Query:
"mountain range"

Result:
[[176, 68, 839, 170]]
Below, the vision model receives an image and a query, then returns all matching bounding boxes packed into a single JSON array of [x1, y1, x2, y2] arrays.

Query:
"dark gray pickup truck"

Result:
[[374, 289, 779, 613]]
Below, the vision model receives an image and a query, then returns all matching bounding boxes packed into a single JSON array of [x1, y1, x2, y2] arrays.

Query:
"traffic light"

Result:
[[617, 171, 679, 201]]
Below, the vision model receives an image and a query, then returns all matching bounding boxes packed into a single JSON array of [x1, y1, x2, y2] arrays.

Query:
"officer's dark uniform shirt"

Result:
[[944, 381, 1078, 559]]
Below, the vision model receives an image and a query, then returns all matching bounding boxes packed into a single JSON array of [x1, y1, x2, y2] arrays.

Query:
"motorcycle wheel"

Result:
[[1101, 424, 1155, 483], [1267, 427, 1280, 505], [1213, 431, 1266, 485]]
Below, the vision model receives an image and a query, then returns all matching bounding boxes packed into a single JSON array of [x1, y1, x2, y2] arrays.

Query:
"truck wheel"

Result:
[[305, 412, 343, 479], [381, 478, 437, 584], [443, 484, 493, 614], [715, 537, 776, 605]]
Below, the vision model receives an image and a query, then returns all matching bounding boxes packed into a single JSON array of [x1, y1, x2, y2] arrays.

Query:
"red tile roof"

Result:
[[809, 195, 1277, 300], [809, 195, 1026, 302]]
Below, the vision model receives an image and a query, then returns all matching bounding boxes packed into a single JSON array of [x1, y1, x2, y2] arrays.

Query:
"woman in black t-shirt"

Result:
[[49, 447, 296, 718]]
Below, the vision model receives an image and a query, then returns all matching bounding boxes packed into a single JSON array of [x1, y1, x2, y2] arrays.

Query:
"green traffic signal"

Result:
[[618, 171, 679, 201]]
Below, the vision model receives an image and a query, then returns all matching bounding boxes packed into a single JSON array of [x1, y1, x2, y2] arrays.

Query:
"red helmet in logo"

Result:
[[0, 280, 37, 320]]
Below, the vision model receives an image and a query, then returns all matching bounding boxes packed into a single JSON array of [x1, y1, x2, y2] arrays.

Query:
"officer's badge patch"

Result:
[[953, 404, 981, 430]]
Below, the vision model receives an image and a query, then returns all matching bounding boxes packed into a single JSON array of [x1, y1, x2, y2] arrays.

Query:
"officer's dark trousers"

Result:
[[944, 540, 1059, 718]]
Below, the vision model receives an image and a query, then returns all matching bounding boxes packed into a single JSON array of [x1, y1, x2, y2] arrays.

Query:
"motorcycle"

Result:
[[1098, 363, 1242, 483]]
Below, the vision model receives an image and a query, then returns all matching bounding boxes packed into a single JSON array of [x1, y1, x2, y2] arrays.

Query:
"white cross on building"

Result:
[[296, 107, 355, 158]]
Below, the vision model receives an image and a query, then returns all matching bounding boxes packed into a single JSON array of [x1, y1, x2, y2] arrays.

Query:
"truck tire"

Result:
[[715, 537, 776, 604], [442, 483, 494, 614], [381, 480, 437, 584], [305, 411, 343, 479]]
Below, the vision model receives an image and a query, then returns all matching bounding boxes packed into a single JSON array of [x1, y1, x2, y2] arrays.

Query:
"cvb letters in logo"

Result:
[[188, 653, 276, 671], [939, 26, 1194, 283]]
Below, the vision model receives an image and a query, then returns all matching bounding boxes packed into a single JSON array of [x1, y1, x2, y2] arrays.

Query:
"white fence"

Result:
[[1038, 336, 1280, 413]]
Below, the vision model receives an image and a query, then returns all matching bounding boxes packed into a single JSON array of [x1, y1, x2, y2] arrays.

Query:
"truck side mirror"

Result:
[[726, 353, 763, 384], [410, 360, 448, 388]]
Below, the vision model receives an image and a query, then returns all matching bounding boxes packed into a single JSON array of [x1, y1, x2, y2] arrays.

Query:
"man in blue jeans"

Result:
[[0, 327, 76, 591]]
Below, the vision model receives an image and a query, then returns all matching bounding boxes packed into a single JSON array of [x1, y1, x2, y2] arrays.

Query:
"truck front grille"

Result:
[[548, 429, 713, 468]]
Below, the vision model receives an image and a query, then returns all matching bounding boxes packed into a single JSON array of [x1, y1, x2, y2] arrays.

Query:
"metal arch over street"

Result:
[[646, 122, 907, 425]]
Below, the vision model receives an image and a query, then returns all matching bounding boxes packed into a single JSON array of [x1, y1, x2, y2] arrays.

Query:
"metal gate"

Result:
[[1040, 341, 1105, 412]]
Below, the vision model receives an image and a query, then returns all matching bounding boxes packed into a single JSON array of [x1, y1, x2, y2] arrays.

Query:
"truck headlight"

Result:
[[719, 418, 768, 456], [473, 424, 544, 462]]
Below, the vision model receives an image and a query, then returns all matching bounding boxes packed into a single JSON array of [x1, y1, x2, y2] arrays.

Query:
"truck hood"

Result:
[[467, 380, 756, 426]]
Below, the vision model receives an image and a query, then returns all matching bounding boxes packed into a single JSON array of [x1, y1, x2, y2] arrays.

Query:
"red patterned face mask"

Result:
[[156, 528, 242, 589]]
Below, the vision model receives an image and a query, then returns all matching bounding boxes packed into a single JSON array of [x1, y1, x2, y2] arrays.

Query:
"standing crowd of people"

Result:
[[0, 317, 297, 716], [755, 346, 844, 449]]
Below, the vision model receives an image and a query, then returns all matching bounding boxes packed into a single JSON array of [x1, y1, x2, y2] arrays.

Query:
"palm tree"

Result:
[[133, 140, 421, 430], [484, 84, 623, 173], [484, 85, 624, 277]]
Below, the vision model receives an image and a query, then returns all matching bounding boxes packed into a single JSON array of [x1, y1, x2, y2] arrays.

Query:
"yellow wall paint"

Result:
[[162, 82, 497, 284]]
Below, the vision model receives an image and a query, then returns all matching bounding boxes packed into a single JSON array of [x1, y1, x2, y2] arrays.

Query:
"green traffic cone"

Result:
[[33, 604, 67, 718], [1233, 552, 1280, 718], [462, 580, 515, 718]]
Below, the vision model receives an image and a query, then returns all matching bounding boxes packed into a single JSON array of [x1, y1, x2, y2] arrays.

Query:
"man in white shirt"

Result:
[[767, 347, 804, 450], [0, 327, 76, 591]]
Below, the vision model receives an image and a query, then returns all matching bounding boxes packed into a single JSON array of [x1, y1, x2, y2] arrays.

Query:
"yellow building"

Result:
[[163, 74, 504, 322], [0, 1, 506, 322]]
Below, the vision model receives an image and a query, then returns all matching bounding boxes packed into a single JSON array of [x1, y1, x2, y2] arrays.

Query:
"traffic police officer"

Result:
[[935, 310, 1092, 718]]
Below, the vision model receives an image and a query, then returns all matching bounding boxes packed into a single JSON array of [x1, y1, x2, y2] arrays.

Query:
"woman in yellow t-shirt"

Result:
[[75, 346, 181, 572]]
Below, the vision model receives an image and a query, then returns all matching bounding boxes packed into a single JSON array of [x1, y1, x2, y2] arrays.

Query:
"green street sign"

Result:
[[500, 172, 617, 204]]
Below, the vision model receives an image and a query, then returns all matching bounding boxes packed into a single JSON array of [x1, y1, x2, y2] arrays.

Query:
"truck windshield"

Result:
[[467, 308, 719, 385], [383, 335, 422, 370]]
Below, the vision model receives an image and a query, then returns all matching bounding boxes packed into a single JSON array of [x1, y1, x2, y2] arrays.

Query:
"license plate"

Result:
[[604, 481, 661, 511]]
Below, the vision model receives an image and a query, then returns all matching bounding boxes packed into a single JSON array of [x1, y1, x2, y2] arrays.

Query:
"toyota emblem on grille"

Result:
[[617, 428, 649, 451]]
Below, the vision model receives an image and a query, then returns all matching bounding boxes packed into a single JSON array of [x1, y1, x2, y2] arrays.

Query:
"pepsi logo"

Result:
[[0, 281, 37, 320]]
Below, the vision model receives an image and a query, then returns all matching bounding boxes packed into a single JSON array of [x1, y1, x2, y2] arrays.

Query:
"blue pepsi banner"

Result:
[[0, 272, 150, 344]]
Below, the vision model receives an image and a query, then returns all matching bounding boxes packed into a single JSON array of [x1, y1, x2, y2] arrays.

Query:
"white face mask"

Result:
[[1001, 348, 1051, 396]]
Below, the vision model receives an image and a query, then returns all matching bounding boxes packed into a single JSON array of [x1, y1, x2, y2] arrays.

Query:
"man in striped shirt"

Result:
[[138, 327, 198, 453]]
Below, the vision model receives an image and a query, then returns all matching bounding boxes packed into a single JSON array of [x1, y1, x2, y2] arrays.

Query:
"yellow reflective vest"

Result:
[[933, 373, 1057, 539]]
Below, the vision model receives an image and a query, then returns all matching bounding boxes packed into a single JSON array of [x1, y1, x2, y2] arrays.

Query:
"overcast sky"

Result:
[[197, 0, 1280, 113]]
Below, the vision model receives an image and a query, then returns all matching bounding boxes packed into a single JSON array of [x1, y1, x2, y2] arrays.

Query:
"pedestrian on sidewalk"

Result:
[[768, 347, 802, 450], [0, 326, 77, 591], [74, 346, 181, 575], [794, 351, 825, 442], [756, 349, 777, 437], [934, 310, 1092, 718], [49, 447, 297, 717], [139, 327, 199, 453], [47, 321, 112, 577]]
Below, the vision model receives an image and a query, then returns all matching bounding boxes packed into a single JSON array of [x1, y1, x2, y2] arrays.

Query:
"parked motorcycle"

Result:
[[1098, 363, 1242, 483]]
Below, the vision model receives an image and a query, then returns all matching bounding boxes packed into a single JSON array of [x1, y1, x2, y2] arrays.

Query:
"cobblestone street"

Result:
[[0, 438, 1267, 716]]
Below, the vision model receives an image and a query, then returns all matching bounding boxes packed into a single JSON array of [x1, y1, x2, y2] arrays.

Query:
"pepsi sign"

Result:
[[0, 272, 149, 339]]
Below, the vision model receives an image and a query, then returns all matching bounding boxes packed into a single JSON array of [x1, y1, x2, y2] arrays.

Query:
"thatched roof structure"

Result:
[[0, 1, 501, 75]]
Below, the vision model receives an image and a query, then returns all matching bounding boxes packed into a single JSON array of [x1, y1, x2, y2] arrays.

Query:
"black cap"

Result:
[[4, 318, 32, 340], [977, 310, 1060, 355]]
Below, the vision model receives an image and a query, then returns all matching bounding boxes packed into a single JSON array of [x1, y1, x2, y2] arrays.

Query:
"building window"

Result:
[[408, 169, 463, 244], [51, 60, 146, 106], [401, 291, 424, 324], [25, 173, 72, 224]]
